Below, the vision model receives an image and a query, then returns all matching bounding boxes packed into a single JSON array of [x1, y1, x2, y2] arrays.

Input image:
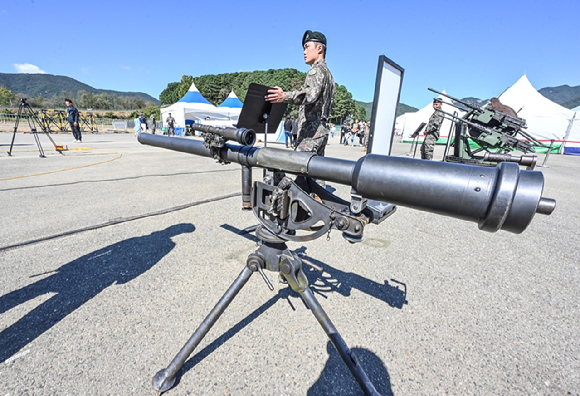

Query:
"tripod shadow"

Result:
[[220, 224, 260, 244], [218, 226, 407, 309], [308, 341, 394, 396], [0, 223, 195, 363], [295, 247, 408, 309]]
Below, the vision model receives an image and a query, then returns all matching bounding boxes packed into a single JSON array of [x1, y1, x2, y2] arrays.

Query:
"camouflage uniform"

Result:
[[166, 116, 175, 136], [421, 109, 444, 160], [283, 59, 335, 156], [150, 114, 156, 134]]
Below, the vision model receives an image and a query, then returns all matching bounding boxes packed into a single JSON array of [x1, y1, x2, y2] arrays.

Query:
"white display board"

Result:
[[367, 56, 404, 156]]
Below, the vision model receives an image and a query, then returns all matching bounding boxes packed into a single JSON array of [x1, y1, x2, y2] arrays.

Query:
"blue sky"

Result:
[[1, 0, 578, 108]]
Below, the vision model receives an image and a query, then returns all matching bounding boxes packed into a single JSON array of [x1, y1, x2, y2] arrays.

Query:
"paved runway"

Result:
[[1, 131, 578, 395]]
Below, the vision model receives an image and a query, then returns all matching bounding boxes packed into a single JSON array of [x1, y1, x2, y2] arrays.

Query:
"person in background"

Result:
[[358, 120, 365, 146], [340, 120, 348, 144], [351, 119, 359, 146], [133, 114, 141, 136], [421, 98, 444, 160], [283, 117, 294, 148], [291, 117, 298, 148], [166, 113, 175, 136], [65, 99, 82, 143], [150, 113, 156, 134], [139, 112, 148, 134], [363, 121, 370, 152]]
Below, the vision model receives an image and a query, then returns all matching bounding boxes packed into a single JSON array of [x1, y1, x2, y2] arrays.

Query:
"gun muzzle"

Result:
[[344, 155, 555, 233], [190, 124, 256, 147]]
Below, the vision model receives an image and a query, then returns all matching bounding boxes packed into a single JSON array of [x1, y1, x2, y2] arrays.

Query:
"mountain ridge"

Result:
[[0, 73, 159, 105]]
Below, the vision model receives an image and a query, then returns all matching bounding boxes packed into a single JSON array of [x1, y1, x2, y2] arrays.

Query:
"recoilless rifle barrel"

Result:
[[138, 133, 555, 234]]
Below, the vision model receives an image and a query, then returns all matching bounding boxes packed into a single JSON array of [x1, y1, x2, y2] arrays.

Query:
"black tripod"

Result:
[[152, 176, 395, 395], [7, 98, 63, 158]]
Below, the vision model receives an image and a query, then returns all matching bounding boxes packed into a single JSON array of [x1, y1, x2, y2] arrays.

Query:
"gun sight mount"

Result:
[[190, 123, 256, 147]]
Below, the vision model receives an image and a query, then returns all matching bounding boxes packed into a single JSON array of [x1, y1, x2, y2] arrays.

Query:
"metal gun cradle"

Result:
[[138, 126, 555, 395]]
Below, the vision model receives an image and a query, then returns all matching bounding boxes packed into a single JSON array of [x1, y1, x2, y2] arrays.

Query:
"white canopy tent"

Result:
[[498, 75, 580, 155], [217, 90, 243, 121], [395, 91, 465, 142], [160, 82, 231, 131]]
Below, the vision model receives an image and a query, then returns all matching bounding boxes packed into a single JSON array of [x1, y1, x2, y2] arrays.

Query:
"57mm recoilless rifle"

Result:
[[428, 88, 545, 169], [138, 121, 555, 395]]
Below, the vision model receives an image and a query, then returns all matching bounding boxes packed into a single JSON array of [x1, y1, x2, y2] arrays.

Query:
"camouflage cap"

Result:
[[433, 98, 443, 104], [302, 30, 327, 47]]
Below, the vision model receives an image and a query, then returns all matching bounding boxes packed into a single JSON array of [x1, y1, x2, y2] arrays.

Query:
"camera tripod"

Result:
[[7, 98, 64, 157], [152, 175, 395, 395]]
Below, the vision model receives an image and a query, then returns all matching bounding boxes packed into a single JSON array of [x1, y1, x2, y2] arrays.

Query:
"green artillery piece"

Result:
[[429, 88, 545, 169]]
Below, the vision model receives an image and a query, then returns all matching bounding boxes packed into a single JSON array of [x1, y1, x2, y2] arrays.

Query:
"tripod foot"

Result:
[[152, 368, 176, 393]]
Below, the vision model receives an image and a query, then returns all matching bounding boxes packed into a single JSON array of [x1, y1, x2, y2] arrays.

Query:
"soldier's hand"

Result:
[[265, 87, 284, 103]]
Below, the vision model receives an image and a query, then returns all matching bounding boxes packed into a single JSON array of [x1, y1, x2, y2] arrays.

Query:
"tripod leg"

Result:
[[152, 265, 254, 393], [7, 128, 17, 156], [32, 132, 45, 158], [7, 104, 23, 156], [300, 288, 383, 396], [281, 254, 382, 396]]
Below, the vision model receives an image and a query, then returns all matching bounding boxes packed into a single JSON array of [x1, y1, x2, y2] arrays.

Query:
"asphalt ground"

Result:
[[0, 131, 578, 396]]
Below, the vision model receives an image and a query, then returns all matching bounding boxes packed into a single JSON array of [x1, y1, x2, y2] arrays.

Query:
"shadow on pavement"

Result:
[[308, 341, 394, 396], [297, 246, 408, 309], [0, 223, 195, 363]]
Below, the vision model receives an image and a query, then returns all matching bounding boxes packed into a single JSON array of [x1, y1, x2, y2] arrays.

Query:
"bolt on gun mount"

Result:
[[137, 131, 555, 395]]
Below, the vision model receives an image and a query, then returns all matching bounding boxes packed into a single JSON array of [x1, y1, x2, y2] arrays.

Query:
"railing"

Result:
[[0, 113, 148, 133]]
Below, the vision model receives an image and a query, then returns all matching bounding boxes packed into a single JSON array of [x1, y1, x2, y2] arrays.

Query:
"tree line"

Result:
[[159, 69, 368, 122], [2, 68, 371, 122]]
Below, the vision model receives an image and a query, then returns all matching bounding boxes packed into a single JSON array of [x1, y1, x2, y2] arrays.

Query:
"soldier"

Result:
[[421, 98, 444, 160], [166, 113, 175, 136], [265, 30, 335, 156], [150, 113, 156, 134]]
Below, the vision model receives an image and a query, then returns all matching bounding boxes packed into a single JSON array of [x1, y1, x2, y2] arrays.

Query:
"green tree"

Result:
[[159, 82, 181, 105], [177, 75, 194, 101], [158, 68, 367, 123], [77, 90, 94, 109], [0, 86, 16, 106], [355, 103, 367, 121], [28, 96, 45, 108], [330, 84, 356, 123]]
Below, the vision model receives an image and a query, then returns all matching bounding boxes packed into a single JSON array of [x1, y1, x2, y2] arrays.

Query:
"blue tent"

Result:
[[161, 82, 229, 129], [218, 90, 243, 108], [178, 84, 213, 105]]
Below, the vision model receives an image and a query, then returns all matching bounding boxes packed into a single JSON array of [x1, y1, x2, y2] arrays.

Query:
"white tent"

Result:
[[160, 82, 230, 131], [217, 90, 243, 121], [395, 91, 465, 142], [572, 105, 580, 112], [498, 75, 580, 155]]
